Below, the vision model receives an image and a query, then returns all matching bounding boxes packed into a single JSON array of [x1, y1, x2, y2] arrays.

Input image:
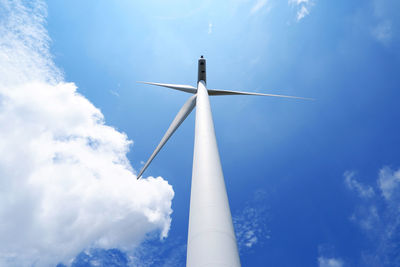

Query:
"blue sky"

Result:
[[1, 0, 400, 266]]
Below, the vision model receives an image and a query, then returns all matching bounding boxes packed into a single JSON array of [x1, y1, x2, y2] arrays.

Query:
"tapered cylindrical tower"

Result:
[[137, 56, 310, 266], [186, 79, 241, 267]]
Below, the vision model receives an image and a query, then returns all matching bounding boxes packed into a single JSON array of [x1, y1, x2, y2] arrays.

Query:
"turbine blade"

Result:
[[208, 89, 314, 100], [137, 94, 197, 179], [138, 81, 197, 94]]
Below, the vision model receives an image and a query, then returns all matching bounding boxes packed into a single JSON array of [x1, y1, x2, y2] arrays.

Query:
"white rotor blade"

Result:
[[137, 94, 197, 179], [138, 81, 197, 94], [208, 89, 314, 100]]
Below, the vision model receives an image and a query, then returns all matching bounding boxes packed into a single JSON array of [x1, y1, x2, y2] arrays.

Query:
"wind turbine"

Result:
[[137, 56, 312, 267]]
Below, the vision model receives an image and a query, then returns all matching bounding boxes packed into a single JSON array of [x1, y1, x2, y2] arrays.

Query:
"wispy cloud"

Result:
[[371, 20, 392, 45], [233, 190, 271, 252], [317, 244, 344, 267], [369, 0, 400, 46], [70, 249, 129, 267], [344, 166, 400, 266], [251, 0, 269, 14], [70, 234, 187, 266], [0, 1, 174, 266], [131, 235, 186, 267], [344, 171, 375, 198], [318, 257, 344, 267], [288, 0, 314, 21], [208, 22, 213, 34], [378, 166, 400, 201], [297, 5, 309, 21], [109, 89, 120, 97]]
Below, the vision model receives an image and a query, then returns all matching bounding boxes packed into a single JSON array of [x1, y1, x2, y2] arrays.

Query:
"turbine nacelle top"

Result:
[[198, 56, 206, 84]]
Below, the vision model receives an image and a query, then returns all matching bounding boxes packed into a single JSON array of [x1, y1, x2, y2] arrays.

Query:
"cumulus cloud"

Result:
[[345, 166, 400, 266], [73, 188, 274, 267], [0, 1, 174, 266], [288, 0, 314, 21]]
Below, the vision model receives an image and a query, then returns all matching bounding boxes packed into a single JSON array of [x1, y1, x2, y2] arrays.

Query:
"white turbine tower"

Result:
[[137, 56, 312, 267]]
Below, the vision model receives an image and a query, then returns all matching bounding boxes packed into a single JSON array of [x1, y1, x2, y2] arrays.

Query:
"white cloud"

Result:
[[369, 0, 400, 46], [0, 1, 174, 266], [208, 22, 213, 34], [130, 235, 186, 267], [289, 0, 309, 5], [109, 89, 120, 97], [317, 244, 344, 267], [288, 0, 314, 21], [344, 171, 375, 198], [251, 0, 268, 14], [233, 190, 270, 251], [378, 166, 400, 200], [318, 257, 344, 267], [344, 171, 379, 230], [345, 166, 400, 266], [356, 205, 380, 230], [297, 5, 309, 21], [371, 20, 392, 45]]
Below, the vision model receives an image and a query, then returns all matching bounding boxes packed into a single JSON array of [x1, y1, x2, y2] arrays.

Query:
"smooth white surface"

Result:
[[187, 81, 241, 267], [208, 88, 314, 100], [137, 81, 197, 94], [137, 94, 197, 179]]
